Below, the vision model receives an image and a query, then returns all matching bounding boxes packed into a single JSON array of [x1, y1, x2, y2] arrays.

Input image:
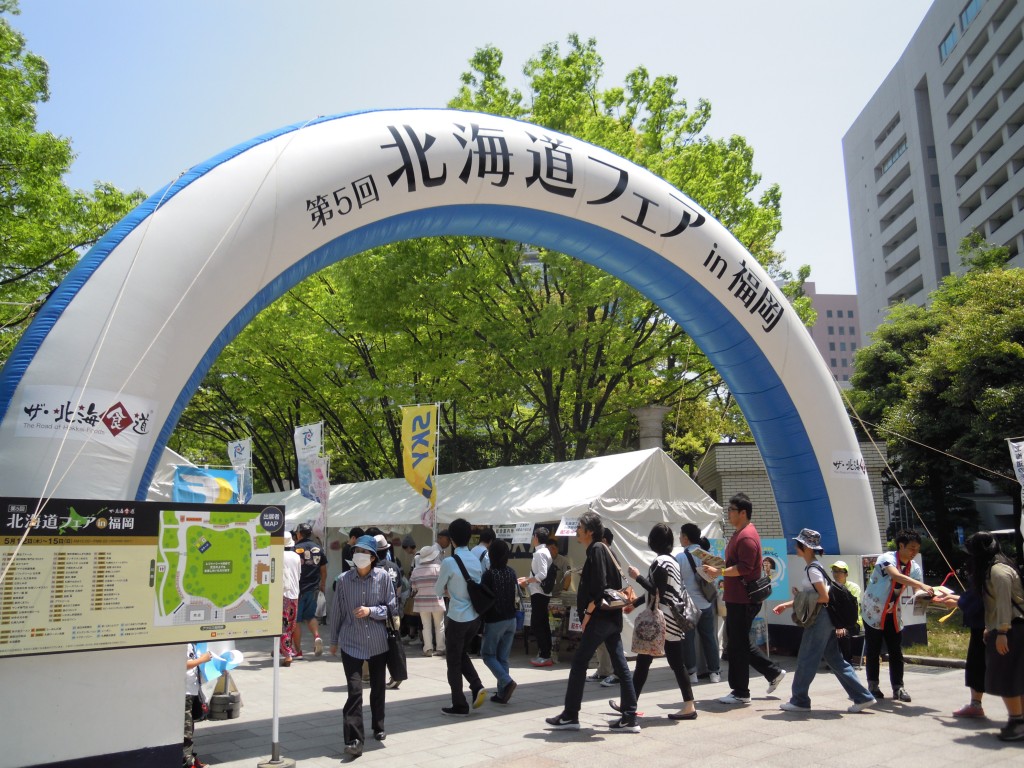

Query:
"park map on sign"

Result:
[[154, 510, 272, 626]]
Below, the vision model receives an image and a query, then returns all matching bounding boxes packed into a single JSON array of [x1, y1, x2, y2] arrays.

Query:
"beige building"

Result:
[[696, 441, 889, 545]]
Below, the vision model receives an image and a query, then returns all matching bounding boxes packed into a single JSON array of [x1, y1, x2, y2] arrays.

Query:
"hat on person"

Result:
[[354, 534, 378, 553], [284, 531, 295, 548], [417, 544, 440, 563], [296, 522, 313, 535], [401, 534, 416, 548], [793, 528, 824, 553], [831, 560, 849, 572], [374, 534, 390, 552]]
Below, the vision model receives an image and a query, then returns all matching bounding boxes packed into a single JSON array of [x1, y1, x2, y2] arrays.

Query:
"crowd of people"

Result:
[[252, 494, 1023, 760]]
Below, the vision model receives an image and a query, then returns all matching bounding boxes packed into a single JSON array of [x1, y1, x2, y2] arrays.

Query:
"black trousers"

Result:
[[531, 593, 552, 659], [864, 614, 904, 689], [724, 601, 782, 698], [444, 616, 483, 710], [633, 638, 694, 703], [341, 650, 387, 744]]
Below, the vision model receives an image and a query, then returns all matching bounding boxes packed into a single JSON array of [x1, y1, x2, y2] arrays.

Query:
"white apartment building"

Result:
[[844, 0, 1024, 338]]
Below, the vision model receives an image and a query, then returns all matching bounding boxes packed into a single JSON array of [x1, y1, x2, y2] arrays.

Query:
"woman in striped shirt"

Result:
[[328, 534, 398, 756], [615, 523, 697, 721]]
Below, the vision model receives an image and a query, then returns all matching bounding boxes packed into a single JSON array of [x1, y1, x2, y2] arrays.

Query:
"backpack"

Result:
[[452, 553, 496, 615], [808, 562, 859, 631], [540, 560, 559, 594]]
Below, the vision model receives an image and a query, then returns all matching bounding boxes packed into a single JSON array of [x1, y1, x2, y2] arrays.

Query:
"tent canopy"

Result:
[[251, 447, 722, 537]]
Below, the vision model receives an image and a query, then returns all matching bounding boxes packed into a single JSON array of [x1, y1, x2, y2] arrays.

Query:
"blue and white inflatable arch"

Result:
[[0, 109, 880, 554]]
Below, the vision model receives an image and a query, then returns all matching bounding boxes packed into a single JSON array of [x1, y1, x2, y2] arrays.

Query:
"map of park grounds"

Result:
[[154, 510, 272, 626]]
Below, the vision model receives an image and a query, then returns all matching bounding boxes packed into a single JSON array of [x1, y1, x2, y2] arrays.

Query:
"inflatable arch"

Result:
[[0, 109, 880, 554]]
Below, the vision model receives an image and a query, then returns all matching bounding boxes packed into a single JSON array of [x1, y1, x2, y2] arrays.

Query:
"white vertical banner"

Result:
[[227, 437, 253, 503], [293, 421, 323, 501], [1007, 437, 1024, 535], [309, 455, 330, 541]]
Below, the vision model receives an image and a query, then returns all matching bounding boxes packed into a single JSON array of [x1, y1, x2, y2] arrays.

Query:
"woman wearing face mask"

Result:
[[328, 535, 398, 757]]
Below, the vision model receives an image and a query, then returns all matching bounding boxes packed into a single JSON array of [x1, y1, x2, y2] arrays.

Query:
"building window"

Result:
[[841, 358, 848, 368], [840, 342, 847, 351], [830, 358, 838, 367], [938, 232, 947, 247], [960, 0, 983, 30], [882, 139, 908, 174], [849, 326, 855, 335], [839, 326, 845, 335], [940, 26, 958, 62], [842, 374, 850, 381], [934, 203, 943, 217], [848, 310, 855, 319], [827, 309, 833, 318], [828, 326, 835, 335], [829, 342, 836, 351], [851, 342, 857, 352]]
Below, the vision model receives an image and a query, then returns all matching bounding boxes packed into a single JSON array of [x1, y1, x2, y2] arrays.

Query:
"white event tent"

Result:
[[250, 447, 723, 587]]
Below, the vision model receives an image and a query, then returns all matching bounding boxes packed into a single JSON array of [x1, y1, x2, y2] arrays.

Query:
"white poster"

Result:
[[15, 385, 156, 447], [293, 422, 323, 501]]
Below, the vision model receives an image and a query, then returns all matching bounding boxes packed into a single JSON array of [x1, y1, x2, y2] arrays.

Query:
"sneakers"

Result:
[[688, 672, 699, 684], [586, 671, 604, 682], [500, 680, 517, 704], [998, 719, 1024, 741], [313, 635, 323, 656], [893, 687, 912, 703], [385, 678, 401, 690], [952, 703, 986, 718], [471, 687, 487, 709], [766, 669, 786, 695], [608, 699, 644, 717], [600, 675, 619, 687], [780, 701, 810, 712], [531, 656, 554, 667], [545, 713, 580, 730], [609, 715, 641, 733], [441, 706, 470, 717], [293, 650, 303, 659], [717, 693, 751, 705], [709, 671, 721, 684], [848, 698, 877, 713]]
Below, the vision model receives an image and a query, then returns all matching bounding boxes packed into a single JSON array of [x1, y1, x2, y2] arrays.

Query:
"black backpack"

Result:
[[808, 562, 860, 631], [453, 553, 496, 615], [540, 560, 559, 594]]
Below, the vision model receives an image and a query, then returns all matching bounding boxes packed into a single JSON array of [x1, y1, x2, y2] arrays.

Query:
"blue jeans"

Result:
[[481, 618, 517, 693], [789, 608, 874, 709], [563, 617, 636, 718], [683, 605, 720, 675]]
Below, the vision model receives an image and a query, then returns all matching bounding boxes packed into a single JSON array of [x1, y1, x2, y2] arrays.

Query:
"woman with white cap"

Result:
[[411, 543, 446, 657], [328, 534, 397, 756], [772, 528, 876, 713]]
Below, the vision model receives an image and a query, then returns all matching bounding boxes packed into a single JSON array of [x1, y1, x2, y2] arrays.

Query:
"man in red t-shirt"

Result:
[[703, 493, 785, 704]]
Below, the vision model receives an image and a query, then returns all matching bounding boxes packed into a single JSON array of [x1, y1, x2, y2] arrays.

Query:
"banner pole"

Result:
[[432, 401, 442, 541]]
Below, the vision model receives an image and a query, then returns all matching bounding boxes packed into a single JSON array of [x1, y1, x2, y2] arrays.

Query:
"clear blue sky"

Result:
[[15, 0, 932, 293]]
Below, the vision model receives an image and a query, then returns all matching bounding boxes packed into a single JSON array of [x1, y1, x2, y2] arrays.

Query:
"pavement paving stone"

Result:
[[194, 637, 1023, 767]]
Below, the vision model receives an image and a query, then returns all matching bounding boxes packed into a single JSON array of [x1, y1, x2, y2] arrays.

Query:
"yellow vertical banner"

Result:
[[402, 404, 438, 511]]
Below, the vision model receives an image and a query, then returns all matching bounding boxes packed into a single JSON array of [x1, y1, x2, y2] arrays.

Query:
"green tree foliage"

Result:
[[173, 36, 802, 489], [0, 3, 143, 363], [849, 235, 1024, 546]]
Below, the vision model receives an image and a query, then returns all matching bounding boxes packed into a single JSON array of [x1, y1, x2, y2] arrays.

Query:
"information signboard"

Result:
[[0, 497, 285, 658]]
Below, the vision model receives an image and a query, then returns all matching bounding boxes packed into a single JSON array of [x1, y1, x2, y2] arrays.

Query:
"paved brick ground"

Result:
[[194, 637, 1022, 767]]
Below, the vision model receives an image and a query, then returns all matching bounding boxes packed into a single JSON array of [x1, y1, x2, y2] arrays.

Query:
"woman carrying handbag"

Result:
[[615, 523, 697, 721]]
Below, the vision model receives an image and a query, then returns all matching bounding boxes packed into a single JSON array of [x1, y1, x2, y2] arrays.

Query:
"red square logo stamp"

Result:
[[101, 402, 134, 436]]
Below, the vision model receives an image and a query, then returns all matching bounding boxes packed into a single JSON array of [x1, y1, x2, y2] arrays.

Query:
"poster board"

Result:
[[0, 497, 285, 658]]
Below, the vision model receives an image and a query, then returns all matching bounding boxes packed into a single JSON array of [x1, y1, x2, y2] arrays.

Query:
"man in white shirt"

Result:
[[518, 527, 554, 666]]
